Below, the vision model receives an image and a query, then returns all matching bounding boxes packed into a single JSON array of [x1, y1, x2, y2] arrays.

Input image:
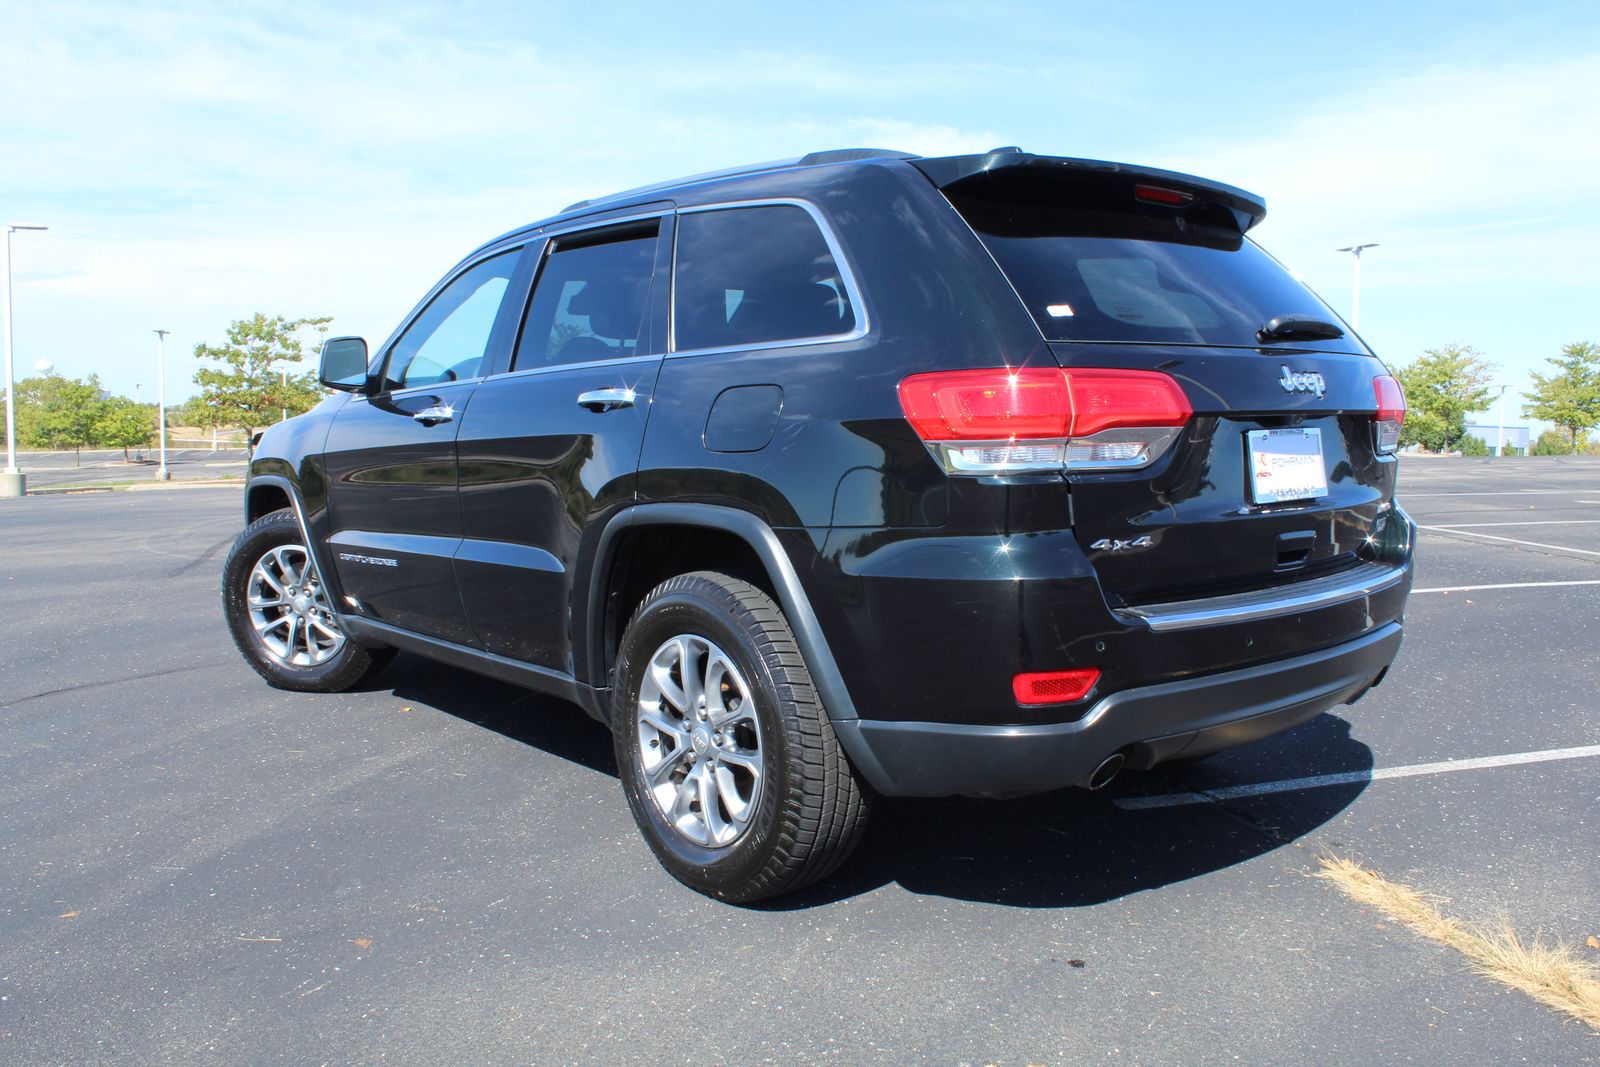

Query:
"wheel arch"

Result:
[[586, 504, 860, 724], [243, 474, 346, 614]]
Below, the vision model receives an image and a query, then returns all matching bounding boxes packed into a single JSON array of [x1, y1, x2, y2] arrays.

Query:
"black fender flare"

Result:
[[586, 503, 860, 724], [242, 474, 347, 614]]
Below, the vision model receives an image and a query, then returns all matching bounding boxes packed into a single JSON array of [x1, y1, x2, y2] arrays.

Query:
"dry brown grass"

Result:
[[1316, 855, 1600, 1032]]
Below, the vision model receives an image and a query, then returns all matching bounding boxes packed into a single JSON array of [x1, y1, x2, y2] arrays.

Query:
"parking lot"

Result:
[[14, 447, 248, 489], [2, 458, 1597, 1064]]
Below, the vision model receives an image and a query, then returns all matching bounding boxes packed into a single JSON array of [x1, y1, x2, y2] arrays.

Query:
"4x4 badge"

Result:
[[1090, 536, 1154, 553]]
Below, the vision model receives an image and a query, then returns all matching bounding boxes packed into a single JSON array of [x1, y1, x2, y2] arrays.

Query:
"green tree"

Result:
[[94, 395, 155, 459], [192, 314, 331, 451], [1522, 341, 1600, 453], [1531, 429, 1577, 456], [1394, 343, 1496, 452], [20, 374, 105, 462]]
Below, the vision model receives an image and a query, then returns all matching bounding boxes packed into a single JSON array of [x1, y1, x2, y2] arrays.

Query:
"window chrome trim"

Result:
[[667, 197, 870, 359], [492, 351, 664, 383]]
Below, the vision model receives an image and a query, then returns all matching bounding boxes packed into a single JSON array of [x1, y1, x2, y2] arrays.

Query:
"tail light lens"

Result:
[[1373, 374, 1406, 454], [898, 367, 1191, 475]]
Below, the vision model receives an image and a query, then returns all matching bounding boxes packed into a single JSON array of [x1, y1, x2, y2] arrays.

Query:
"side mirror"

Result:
[[319, 336, 371, 392]]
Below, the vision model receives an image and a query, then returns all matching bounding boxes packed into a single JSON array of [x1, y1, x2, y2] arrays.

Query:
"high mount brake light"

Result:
[[1134, 184, 1195, 206], [1373, 374, 1406, 455], [898, 368, 1191, 475]]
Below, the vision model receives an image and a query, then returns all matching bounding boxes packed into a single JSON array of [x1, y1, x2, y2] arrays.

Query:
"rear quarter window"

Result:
[[673, 205, 857, 352]]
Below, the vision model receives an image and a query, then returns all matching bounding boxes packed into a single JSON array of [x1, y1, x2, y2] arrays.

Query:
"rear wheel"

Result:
[[613, 571, 871, 903], [222, 508, 393, 692]]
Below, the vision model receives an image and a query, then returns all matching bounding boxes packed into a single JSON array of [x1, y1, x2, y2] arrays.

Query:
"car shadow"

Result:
[[372, 655, 1372, 910]]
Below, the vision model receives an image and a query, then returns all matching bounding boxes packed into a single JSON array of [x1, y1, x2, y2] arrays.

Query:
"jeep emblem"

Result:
[[1279, 366, 1326, 398]]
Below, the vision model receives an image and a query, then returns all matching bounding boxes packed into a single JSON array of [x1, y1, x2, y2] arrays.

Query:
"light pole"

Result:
[[153, 329, 171, 481], [1496, 384, 1509, 457], [2, 222, 48, 498], [1335, 243, 1379, 330], [280, 366, 288, 423], [134, 383, 143, 461]]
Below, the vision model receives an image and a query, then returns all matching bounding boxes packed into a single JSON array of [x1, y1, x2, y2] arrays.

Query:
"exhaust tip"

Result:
[[1084, 752, 1126, 791]]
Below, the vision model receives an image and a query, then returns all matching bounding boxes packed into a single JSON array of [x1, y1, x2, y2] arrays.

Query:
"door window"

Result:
[[385, 249, 520, 390], [514, 227, 659, 370], [673, 205, 856, 352]]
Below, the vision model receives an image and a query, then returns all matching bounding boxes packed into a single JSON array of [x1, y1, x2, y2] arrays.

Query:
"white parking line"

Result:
[[1400, 490, 1587, 497], [1412, 580, 1600, 593], [1419, 526, 1600, 557], [1115, 743, 1600, 810], [1426, 519, 1600, 528]]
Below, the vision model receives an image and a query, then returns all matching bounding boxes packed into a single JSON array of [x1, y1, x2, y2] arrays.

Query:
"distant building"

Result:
[[1463, 422, 1531, 455]]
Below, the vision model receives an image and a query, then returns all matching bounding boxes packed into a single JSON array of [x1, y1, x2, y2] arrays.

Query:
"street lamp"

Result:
[[2, 222, 48, 498], [153, 329, 171, 481], [1496, 384, 1509, 457], [1335, 242, 1379, 330]]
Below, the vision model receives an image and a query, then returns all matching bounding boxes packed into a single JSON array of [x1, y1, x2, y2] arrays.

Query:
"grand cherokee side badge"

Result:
[[1090, 535, 1154, 552]]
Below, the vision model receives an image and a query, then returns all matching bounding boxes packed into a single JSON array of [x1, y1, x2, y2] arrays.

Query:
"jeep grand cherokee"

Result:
[[223, 147, 1414, 902]]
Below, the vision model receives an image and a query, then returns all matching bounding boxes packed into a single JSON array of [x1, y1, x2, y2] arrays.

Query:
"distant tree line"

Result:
[[4, 312, 335, 463], [9, 374, 157, 461], [1395, 340, 1600, 455]]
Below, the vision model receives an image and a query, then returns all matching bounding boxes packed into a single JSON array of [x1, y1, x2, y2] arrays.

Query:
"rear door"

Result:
[[930, 160, 1400, 605], [324, 246, 528, 644], [453, 214, 671, 672]]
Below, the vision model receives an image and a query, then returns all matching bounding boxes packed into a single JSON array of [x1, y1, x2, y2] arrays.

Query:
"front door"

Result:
[[324, 246, 527, 644], [454, 216, 670, 672]]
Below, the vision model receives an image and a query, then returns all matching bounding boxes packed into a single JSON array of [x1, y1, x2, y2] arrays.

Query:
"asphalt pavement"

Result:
[[1, 458, 1597, 1064]]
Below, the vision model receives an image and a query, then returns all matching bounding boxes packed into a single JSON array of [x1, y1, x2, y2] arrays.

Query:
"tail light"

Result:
[[1373, 374, 1406, 454], [898, 367, 1192, 475]]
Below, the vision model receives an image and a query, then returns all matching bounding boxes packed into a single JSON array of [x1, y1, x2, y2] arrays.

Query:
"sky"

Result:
[[2, 0, 1597, 430]]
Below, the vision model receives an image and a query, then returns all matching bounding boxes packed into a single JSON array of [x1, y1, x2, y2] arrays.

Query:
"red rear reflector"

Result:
[[1134, 184, 1195, 206], [1373, 374, 1406, 424], [1013, 668, 1101, 705], [897, 368, 1071, 441], [1063, 369, 1192, 436]]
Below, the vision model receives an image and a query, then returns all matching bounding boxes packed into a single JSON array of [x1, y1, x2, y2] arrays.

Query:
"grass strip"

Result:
[[1317, 855, 1600, 1031]]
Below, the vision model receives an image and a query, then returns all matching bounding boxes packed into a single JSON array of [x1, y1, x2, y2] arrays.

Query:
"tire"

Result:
[[612, 571, 872, 903], [222, 508, 394, 692]]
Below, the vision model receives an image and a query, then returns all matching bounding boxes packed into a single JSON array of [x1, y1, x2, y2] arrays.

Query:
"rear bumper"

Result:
[[832, 621, 1402, 797]]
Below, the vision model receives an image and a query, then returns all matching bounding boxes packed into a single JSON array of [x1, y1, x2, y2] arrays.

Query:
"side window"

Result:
[[513, 226, 659, 370], [673, 205, 856, 352], [385, 250, 519, 390]]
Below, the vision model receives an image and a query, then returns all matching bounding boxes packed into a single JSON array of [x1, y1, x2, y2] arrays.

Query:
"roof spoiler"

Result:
[[911, 150, 1268, 233]]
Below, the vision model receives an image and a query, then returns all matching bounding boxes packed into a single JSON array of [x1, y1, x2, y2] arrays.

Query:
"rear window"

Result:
[[673, 205, 856, 352], [947, 180, 1364, 353]]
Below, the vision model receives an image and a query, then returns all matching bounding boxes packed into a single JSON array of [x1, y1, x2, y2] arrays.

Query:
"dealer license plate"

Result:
[[1246, 428, 1328, 504]]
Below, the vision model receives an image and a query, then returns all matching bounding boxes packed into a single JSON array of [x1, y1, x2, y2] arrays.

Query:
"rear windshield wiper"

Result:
[[1257, 314, 1344, 344]]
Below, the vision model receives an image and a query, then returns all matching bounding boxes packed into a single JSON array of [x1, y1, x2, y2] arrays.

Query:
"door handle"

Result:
[[411, 403, 454, 425], [576, 388, 639, 412]]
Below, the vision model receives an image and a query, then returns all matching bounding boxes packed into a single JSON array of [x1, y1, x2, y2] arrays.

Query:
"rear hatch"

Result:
[[916, 152, 1401, 605]]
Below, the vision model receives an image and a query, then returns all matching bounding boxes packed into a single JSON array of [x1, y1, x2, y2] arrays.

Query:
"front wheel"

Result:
[[613, 571, 871, 903], [222, 508, 392, 692]]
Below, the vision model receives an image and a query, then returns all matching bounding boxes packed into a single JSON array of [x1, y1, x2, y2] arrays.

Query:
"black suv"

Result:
[[223, 148, 1414, 902]]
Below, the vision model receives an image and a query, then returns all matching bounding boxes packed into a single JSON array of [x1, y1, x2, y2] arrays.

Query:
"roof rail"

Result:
[[562, 147, 918, 214]]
